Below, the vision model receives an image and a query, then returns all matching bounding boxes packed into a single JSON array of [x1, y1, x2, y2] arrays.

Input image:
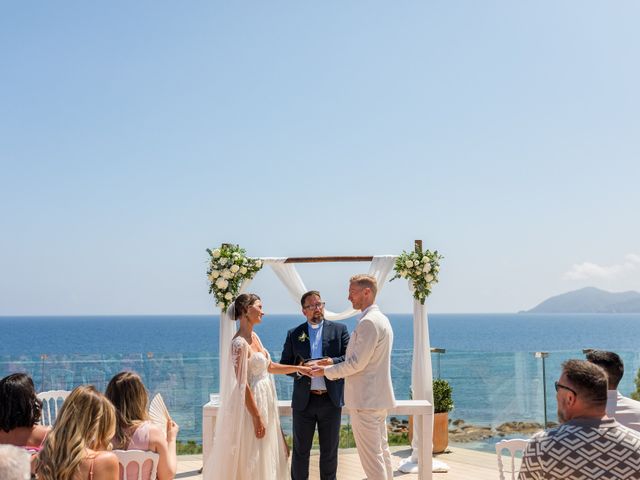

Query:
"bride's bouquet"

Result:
[[390, 248, 443, 304]]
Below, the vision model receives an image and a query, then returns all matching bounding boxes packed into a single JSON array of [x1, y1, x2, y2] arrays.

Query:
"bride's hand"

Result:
[[253, 415, 266, 439], [297, 365, 312, 377]]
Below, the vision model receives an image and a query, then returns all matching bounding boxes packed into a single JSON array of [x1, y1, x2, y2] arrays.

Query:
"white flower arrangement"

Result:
[[206, 244, 263, 313], [390, 248, 443, 304]]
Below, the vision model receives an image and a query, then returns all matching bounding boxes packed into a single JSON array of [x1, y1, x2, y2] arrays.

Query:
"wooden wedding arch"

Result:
[[204, 240, 436, 479]]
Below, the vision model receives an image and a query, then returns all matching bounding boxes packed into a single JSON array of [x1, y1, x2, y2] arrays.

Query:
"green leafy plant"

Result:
[[631, 367, 640, 401], [433, 378, 454, 414], [176, 440, 202, 455]]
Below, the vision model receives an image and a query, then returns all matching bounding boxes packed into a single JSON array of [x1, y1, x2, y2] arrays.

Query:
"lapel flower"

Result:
[[298, 332, 309, 342]]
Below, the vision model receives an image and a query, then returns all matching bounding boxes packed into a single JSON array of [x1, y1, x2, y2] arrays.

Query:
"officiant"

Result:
[[280, 290, 350, 480]]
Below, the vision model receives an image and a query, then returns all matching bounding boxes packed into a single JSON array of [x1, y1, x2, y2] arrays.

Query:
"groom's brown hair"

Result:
[[349, 274, 377, 297]]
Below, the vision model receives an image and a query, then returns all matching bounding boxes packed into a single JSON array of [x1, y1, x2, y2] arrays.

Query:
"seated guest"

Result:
[[0, 373, 50, 452], [586, 349, 640, 431], [36, 385, 119, 480], [0, 444, 31, 480], [519, 360, 640, 479], [105, 371, 179, 480]]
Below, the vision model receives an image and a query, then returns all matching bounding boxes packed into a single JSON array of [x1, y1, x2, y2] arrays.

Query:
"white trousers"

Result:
[[350, 408, 393, 480]]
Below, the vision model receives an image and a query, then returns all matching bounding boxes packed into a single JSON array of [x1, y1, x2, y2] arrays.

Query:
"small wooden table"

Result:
[[202, 399, 433, 480]]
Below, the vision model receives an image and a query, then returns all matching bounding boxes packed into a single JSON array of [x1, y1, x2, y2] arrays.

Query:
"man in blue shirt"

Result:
[[280, 290, 350, 480]]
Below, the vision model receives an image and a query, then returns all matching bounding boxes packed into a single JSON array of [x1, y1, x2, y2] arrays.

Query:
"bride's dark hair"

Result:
[[232, 293, 260, 320]]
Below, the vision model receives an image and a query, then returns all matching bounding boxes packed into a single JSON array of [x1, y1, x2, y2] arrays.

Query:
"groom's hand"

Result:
[[310, 366, 326, 377], [315, 357, 333, 366]]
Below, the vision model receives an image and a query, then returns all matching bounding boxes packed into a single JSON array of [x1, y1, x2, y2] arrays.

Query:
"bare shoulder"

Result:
[[94, 451, 119, 476], [33, 424, 50, 443], [147, 422, 167, 450]]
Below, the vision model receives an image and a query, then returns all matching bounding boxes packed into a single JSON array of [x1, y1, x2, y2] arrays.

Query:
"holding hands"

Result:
[[310, 365, 326, 377], [299, 357, 332, 377], [296, 365, 313, 377]]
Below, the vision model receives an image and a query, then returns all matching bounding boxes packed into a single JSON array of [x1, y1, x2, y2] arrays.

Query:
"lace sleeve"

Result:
[[231, 337, 249, 386]]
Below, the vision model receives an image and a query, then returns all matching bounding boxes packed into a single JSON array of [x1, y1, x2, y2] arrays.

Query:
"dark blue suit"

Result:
[[280, 320, 350, 480]]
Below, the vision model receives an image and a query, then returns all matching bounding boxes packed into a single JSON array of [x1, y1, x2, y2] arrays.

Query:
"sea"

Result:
[[2, 313, 640, 451]]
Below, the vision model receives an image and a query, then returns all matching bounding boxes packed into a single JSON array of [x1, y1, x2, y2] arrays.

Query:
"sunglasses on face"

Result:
[[554, 381, 577, 396]]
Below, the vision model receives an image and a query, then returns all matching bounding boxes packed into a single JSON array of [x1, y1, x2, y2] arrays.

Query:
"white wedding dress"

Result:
[[205, 335, 288, 480]]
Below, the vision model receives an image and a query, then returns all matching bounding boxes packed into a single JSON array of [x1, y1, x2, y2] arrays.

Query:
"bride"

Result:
[[206, 293, 311, 479]]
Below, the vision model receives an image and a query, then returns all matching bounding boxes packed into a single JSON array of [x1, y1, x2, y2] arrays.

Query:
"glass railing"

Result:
[[3, 349, 638, 452]]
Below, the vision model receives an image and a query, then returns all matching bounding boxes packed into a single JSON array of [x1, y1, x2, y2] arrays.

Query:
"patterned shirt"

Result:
[[519, 417, 640, 479]]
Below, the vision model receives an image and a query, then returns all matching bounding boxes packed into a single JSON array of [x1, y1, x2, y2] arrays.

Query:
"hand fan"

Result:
[[149, 393, 171, 438]]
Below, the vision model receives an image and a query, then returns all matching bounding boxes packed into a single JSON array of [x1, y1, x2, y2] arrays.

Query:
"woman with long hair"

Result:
[[0, 373, 50, 453], [105, 371, 178, 480], [36, 385, 118, 480], [206, 293, 312, 479]]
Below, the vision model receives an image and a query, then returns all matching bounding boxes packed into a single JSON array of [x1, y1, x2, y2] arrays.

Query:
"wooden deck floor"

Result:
[[176, 444, 517, 479]]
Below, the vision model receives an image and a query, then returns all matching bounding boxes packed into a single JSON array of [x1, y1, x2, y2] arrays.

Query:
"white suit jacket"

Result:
[[324, 304, 396, 410], [607, 390, 640, 432]]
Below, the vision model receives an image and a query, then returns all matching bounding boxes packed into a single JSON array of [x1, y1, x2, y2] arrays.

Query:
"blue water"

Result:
[[4, 313, 640, 355], [2, 313, 640, 447]]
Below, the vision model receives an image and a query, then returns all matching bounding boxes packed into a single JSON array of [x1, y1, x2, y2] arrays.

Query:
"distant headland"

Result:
[[523, 287, 640, 313]]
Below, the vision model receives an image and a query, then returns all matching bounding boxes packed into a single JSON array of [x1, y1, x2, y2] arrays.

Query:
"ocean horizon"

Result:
[[3, 313, 640, 449]]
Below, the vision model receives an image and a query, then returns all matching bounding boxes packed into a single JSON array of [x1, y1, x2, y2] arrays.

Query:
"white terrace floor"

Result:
[[175, 445, 518, 480]]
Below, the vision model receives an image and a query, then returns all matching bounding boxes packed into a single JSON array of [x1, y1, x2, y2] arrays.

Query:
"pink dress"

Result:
[[121, 421, 154, 480]]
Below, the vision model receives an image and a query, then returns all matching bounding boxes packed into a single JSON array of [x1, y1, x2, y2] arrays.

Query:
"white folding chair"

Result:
[[37, 390, 71, 427], [496, 438, 528, 480], [113, 450, 159, 480]]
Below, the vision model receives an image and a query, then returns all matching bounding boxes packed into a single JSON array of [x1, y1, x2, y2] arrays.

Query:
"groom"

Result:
[[311, 274, 396, 480], [280, 290, 350, 480]]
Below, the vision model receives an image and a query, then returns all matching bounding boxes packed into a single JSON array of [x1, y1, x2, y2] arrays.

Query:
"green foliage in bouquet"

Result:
[[390, 248, 443, 304], [206, 244, 262, 313]]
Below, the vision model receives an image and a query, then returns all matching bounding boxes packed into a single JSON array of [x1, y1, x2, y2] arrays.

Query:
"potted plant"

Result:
[[432, 378, 454, 453], [408, 379, 454, 453]]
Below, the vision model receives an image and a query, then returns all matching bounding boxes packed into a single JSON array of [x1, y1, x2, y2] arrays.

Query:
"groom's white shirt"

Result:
[[324, 304, 396, 410]]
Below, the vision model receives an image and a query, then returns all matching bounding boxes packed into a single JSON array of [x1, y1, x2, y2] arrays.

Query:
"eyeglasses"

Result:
[[303, 302, 325, 310], [554, 381, 577, 396]]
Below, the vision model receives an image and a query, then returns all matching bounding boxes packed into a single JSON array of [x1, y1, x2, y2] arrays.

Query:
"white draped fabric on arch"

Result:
[[216, 253, 434, 472]]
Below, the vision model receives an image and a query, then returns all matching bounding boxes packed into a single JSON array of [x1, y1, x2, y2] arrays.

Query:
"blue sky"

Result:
[[1, 1, 639, 315]]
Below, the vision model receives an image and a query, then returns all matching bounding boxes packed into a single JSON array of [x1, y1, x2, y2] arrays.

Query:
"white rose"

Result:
[[405, 260, 414, 268], [222, 269, 232, 279], [240, 266, 248, 274], [230, 264, 240, 273], [425, 274, 434, 282], [211, 270, 220, 279], [422, 263, 431, 273], [212, 249, 221, 258], [224, 292, 233, 300], [219, 258, 227, 266], [434, 265, 440, 272], [422, 257, 428, 264], [215, 278, 228, 289], [255, 260, 262, 268]]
